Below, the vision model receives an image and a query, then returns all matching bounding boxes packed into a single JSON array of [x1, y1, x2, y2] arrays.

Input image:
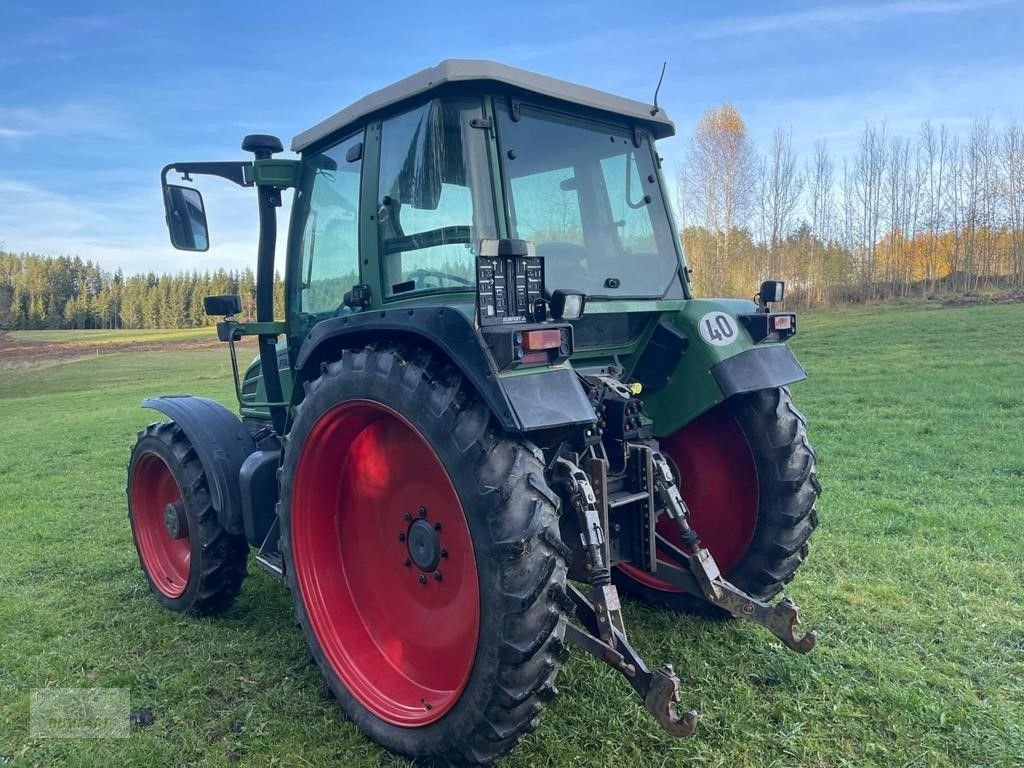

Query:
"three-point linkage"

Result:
[[556, 449, 815, 738]]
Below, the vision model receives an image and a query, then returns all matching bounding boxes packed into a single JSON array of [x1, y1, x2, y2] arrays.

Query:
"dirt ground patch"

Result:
[[0, 332, 255, 371], [940, 291, 1024, 308]]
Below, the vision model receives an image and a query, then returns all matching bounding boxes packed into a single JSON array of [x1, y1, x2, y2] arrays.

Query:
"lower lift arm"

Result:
[[556, 452, 815, 738]]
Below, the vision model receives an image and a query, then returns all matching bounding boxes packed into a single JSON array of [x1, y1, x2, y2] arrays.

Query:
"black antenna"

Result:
[[650, 61, 667, 116]]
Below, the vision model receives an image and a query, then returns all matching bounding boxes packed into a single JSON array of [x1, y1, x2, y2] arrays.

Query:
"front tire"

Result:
[[127, 422, 249, 615], [615, 386, 820, 616], [279, 346, 569, 765]]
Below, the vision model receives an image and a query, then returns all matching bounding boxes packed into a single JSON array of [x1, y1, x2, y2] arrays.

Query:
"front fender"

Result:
[[641, 299, 806, 437], [141, 395, 256, 536]]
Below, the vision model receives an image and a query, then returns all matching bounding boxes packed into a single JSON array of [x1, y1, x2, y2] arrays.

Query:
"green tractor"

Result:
[[129, 60, 819, 765]]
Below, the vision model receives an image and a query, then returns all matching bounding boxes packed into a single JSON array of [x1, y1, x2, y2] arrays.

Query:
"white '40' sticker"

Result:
[[698, 311, 739, 346]]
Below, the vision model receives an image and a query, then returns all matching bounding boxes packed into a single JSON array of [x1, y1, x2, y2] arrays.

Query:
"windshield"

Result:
[[496, 102, 680, 298]]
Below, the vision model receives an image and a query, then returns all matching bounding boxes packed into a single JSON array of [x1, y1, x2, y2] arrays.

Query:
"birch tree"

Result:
[[679, 104, 758, 295], [758, 126, 804, 279]]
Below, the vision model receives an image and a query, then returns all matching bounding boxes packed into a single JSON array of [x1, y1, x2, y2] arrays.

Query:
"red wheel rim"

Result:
[[131, 453, 191, 598], [618, 405, 758, 591], [291, 401, 480, 726]]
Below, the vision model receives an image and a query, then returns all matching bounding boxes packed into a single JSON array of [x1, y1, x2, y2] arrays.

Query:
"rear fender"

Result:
[[293, 308, 595, 433], [640, 299, 806, 437], [141, 395, 256, 537]]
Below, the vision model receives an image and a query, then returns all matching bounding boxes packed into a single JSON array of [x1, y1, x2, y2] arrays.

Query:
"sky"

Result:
[[1, 0, 1022, 275]]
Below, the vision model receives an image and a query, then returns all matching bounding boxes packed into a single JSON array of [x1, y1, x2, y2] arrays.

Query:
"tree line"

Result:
[[677, 108, 1024, 305], [0, 253, 284, 330], [3, 108, 1023, 331]]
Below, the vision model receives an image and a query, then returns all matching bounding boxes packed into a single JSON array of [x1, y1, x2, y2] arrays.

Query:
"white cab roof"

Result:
[[292, 59, 675, 152]]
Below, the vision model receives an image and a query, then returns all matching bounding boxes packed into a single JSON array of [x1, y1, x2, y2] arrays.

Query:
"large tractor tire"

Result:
[[615, 386, 819, 616], [279, 345, 569, 766], [127, 422, 249, 614]]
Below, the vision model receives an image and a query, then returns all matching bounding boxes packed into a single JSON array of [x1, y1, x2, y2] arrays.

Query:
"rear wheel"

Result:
[[280, 346, 569, 765], [127, 422, 248, 614], [615, 386, 820, 616]]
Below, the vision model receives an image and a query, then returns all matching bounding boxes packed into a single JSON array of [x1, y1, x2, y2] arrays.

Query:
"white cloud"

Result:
[[737, 57, 1024, 160], [0, 13, 120, 59], [689, 0, 1014, 39], [0, 178, 113, 236], [0, 101, 131, 141], [0, 174, 291, 276]]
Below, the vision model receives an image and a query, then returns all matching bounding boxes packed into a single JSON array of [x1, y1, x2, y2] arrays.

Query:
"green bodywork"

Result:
[[226, 90, 800, 438], [245, 159, 302, 189], [239, 296, 790, 437], [641, 298, 771, 436]]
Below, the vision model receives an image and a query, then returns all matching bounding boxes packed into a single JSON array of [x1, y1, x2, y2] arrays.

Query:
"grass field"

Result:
[[1, 302, 1022, 767]]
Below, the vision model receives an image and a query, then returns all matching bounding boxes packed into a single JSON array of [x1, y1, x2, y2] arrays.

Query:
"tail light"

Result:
[[483, 325, 574, 369], [738, 312, 797, 343], [522, 329, 563, 351]]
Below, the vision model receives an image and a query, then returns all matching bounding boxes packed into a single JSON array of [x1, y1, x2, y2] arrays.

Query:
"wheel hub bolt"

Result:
[[163, 501, 188, 540], [418, 574, 428, 585], [433, 571, 443, 582]]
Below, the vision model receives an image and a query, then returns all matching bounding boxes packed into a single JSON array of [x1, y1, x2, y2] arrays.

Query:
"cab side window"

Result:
[[299, 132, 363, 316], [377, 98, 496, 297]]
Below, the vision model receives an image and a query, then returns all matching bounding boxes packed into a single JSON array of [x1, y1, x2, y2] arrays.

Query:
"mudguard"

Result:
[[640, 299, 806, 437], [293, 307, 595, 433], [141, 395, 257, 537]]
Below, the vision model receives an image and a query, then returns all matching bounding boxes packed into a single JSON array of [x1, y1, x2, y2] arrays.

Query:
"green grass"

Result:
[[6, 327, 215, 345], [1, 302, 1022, 767]]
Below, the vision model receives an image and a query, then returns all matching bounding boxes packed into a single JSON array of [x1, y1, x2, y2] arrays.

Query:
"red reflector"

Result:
[[519, 351, 549, 365], [770, 314, 793, 331], [522, 329, 562, 351]]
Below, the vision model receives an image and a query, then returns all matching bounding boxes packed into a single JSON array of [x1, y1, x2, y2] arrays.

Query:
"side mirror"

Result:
[[164, 184, 210, 251], [203, 294, 242, 317]]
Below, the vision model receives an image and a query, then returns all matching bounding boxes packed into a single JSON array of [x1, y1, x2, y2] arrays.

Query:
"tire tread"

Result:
[[128, 422, 248, 616], [279, 345, 568, 766]]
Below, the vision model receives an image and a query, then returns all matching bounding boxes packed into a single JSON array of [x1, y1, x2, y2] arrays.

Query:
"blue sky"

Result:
[[1, 0, 1021, 274]]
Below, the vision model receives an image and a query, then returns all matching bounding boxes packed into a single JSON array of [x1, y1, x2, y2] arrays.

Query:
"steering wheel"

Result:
[[537, 241, 592, 280], [409, 269, 474, 289], [382, 225, 472, 255]]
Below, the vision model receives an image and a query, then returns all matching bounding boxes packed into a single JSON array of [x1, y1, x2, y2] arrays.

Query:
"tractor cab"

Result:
[[141, 60, 820, 765], [292, 83, 684, 310], [289, 60, 683, 311]]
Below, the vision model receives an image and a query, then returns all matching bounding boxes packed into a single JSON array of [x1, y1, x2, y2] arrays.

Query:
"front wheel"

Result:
[[127, 422, 248, 615], [279, 346, 569, 765], [615, 386, 820, 616]]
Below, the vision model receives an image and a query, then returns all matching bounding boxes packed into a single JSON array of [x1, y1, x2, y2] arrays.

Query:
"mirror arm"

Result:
[[158, 157, 288, 434], [161, 161, 253, 188]]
